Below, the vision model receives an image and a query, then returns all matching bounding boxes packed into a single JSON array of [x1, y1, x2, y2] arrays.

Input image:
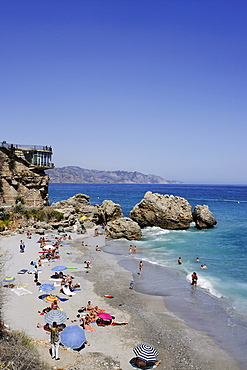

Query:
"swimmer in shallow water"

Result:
[[191, 272, 198, 286], [196, 257, 200, 262], [178, 257, 182, 265], [200, 264, 208, 269]]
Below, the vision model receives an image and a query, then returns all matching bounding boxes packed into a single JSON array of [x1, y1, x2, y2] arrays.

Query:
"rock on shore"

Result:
[[106, 217, 142, 240], [130, 191, 192, 230]]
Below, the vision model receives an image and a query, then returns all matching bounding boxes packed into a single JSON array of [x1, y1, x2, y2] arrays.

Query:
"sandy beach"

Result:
[[0, 229, 240, 370]]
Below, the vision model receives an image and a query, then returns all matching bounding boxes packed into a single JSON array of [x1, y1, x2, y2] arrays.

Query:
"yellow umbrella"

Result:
[[80, 216, 87, 221]]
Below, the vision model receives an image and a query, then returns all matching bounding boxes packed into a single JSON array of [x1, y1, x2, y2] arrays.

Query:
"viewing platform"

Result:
[[1, 141, 54, 170]]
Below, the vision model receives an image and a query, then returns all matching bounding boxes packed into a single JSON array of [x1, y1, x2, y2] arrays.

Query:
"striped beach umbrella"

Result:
[[43, 295, 60, 303], [133, 343, 159, 362], [3, 277, 15, 283], [44, 309, 67, 325]]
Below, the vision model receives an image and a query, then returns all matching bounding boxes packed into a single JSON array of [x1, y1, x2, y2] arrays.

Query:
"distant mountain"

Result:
[[46, 166, 182, 184]]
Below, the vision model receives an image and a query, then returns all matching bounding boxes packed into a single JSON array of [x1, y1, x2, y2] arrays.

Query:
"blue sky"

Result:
[[0, 0, 246, 184]]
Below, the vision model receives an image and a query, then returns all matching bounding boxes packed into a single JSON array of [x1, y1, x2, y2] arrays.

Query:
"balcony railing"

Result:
[[1, 141, 53, 152]]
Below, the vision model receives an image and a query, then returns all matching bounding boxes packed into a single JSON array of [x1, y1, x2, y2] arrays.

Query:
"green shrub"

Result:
[[8, 160, 15, 171], [13, 204, 25, 214], [0, 330, 51, 370], [15, 196, 25, 205], [34, 207, 63, 222], [0, 209, 10, 221]]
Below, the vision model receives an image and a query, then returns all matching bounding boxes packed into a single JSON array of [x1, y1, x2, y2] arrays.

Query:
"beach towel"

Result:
[[61, 286, 76, 296], [17, 269, 28, 274], [11, 287, 33, 296]]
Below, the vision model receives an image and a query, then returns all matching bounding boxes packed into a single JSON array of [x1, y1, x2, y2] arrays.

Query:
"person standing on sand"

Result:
[[49, 322, 60, 360], [34, 265, 38, 283], [139, 261, 143, 275]]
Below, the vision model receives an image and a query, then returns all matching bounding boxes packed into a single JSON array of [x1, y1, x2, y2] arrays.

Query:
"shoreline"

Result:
[[1, 231, 240, 369]]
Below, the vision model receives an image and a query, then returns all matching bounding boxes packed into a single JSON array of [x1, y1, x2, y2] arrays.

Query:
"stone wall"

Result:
[[0, 146, 49, 207]]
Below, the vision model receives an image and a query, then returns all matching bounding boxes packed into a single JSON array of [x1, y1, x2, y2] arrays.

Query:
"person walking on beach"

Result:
[[34, 265, 38, 283], [191, 272, 198, 286], [49, 321, 60, 360], [19, 240, 24, 253], [139, 261, 143, 275]]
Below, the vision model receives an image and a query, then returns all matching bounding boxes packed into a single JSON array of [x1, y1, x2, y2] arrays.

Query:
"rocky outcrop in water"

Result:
[[192, 205, 217, 229], [130, 191, 192, 230], [106, 217, 142, 240]]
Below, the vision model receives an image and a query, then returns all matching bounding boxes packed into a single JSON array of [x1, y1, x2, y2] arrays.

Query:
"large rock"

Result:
[[106, 217, 142, 240], [100, 200, 124, 223], [51, 193, 124, 230], [192, 205, 217, 229], [130, 191, 192, 230]]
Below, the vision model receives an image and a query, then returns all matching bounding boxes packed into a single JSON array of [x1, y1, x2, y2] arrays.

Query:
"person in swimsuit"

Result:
[[178, 257, 182, 265], [191, 272, 198, 286], [139, 261, 143, 275]]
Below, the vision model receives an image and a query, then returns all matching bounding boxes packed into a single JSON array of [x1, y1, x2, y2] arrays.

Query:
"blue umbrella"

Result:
[[60, 325, 86, 349], [38, 283, 55, 292], [44, 309, 67, 325], [51, 266, 67, 272]]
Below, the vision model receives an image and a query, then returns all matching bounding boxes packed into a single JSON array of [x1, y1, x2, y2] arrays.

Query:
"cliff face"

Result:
[[46, 166, 182, 184], [0, 146, 49, 207]]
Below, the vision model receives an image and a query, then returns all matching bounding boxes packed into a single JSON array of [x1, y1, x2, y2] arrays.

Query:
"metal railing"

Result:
[[1, 141, 53, 152]]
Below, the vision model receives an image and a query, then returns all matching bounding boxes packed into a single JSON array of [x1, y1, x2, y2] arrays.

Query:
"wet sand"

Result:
[[0, 230, 240, 369]]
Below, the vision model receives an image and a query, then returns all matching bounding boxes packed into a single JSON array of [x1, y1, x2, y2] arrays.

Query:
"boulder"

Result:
[[106, 217, 142, 240], [100, 200, 124, 223], [130, 191, 192, 230], [192, 205, 217, 229], [50, 194, 125, 229]]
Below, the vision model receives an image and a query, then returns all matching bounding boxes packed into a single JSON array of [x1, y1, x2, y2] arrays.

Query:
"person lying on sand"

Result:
[[134, 357, 161, 368], [51, 300, 59, 310]]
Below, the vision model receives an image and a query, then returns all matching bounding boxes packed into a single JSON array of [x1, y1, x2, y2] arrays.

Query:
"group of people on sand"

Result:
[[77, 300, 128, 328], [59, 274, 80, 293]]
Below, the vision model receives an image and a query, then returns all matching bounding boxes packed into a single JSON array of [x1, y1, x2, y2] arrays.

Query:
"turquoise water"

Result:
[[49, 183, 247, 320], [49, 183, 247, 366]]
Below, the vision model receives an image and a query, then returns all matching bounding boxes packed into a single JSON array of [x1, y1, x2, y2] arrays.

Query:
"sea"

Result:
[[49, 183, 247, 367]]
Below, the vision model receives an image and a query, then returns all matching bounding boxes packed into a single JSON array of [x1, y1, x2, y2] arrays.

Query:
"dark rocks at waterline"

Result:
[[192, 205, 217, 229], [106, 217, 142, 240], [130, 191, 192, 230]]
